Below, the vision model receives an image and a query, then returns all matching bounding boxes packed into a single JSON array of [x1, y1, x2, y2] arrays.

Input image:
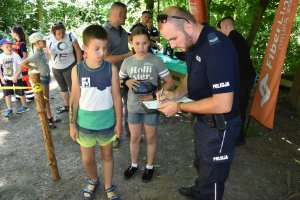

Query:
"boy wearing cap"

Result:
[[0, 38, 29, 117], [20, 32, 60, 128]]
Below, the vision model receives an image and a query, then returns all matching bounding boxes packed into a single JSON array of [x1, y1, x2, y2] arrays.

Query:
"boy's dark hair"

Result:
[[11, 25, 26, 42], [82, 24, 108, 46]]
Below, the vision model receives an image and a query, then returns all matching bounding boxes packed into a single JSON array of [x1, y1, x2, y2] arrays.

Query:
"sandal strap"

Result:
[[83, 187, 94, 195], [105, 185, 116, 193], [88, 178, 100, 186], [52, 115, 61, 122], [105, 185, 119, 200]]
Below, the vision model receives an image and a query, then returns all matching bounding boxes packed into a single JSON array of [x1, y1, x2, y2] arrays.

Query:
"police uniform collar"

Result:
[[189, 24, 209, 52]]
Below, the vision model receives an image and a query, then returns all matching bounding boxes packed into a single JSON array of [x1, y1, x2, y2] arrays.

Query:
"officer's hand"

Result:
[[157, 101, 178, 117], [156, 90, 175, 103]]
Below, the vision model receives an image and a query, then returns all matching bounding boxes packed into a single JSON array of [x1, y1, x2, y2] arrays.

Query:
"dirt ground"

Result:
[[0, 80, 299, 200]]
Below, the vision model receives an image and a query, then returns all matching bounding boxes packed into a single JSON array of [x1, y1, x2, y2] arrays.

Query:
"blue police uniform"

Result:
[[186, 25, 242, 199]]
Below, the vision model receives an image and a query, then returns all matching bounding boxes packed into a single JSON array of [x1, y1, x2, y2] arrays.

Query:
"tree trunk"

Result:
[[288, 66, 300, 110], [35, 0, 43, 30], [246, 0, 269, 48], [145, 0, 154, 13]]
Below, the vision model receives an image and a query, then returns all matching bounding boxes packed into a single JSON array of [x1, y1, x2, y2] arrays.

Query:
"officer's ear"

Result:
[[184, 22, 193, 37]]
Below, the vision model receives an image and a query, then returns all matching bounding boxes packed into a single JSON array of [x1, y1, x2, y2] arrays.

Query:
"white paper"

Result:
[[142, 96, 193, 110]]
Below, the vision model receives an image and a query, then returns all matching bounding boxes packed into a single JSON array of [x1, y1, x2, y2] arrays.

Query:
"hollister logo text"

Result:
[[213, 82, 230, 89]]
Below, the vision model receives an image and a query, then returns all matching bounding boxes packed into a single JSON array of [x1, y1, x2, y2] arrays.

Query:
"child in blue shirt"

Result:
[[69, 25, 122, 200]]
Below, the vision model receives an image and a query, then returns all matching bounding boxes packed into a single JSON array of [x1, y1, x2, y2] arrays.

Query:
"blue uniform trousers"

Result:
[[193, 115, 241, 200]]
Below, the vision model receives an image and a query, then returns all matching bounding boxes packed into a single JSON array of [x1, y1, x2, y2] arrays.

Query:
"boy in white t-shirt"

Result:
[[0, 38, 29, 117]]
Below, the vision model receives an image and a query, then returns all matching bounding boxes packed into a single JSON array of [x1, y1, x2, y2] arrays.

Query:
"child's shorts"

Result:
[[2, 79, 25, 97], [128, 112, 159, 126], [40, 75, 51, 86], [77, 127, 117, 148]]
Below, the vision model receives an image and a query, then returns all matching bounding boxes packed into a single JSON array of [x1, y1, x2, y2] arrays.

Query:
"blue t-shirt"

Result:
[[76, 60, 115, 133], [186, 25, 240, 112]]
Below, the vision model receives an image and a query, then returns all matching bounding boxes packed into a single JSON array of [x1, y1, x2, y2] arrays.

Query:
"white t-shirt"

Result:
[[0, 52, 22, 80], [46, 32, 77, 70]]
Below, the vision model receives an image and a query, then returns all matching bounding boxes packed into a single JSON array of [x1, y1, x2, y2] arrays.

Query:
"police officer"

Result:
[[157, 6, 242, 200]]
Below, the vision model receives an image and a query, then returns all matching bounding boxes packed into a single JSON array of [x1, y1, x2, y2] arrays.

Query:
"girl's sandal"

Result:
[[82, 178, 100, 200], [105, 185, 120, 200], [56, 105, 69, 114]]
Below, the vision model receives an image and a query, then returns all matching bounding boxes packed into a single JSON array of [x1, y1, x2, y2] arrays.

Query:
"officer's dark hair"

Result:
[[82, 24, 108, 46], [173, 7, 197, 24], [164, 7, 196, 31], [217, 20, 221, 29], [220, 16, 235, 26], [142, 10, 152, 16]]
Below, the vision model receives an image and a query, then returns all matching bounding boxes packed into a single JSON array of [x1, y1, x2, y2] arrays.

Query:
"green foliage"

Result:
[[209, 0, 300, 76], [0, 0, 299, 76]]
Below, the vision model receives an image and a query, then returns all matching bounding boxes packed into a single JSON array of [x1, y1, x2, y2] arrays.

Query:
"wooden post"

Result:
[[29, 71, 60, 181], [189, 0, 207, 23]]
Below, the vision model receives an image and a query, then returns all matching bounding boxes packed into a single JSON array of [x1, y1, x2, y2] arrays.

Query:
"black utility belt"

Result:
[[195, 110, 239, 131]]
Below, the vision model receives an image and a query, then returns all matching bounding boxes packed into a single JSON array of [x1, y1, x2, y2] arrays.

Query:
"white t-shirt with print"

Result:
[[0, 52, 22, 80], [46, 32, 77, 70]]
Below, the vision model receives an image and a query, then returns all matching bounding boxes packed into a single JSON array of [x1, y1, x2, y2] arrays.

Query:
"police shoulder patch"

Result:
[[207, 32, 220, 46]]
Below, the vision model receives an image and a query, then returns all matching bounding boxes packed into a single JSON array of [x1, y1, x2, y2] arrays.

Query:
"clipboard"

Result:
[[142, 96, 193, 110]]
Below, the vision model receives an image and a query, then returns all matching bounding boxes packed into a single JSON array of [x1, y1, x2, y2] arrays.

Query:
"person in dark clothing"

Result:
[[157, 7, 241, 200], [218, 16, 256, 146], [147, 17, 160, 50], [130, 11, 153, 53], [129, 11, 151, 33]]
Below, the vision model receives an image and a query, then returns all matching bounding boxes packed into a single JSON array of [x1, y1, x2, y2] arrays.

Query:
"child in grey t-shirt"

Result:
[[119, 26, 173, 182], [21, 32, 60, 129]]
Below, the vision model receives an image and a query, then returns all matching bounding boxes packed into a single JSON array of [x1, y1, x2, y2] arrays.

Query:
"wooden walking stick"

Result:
[[30, 70, 60, 181]]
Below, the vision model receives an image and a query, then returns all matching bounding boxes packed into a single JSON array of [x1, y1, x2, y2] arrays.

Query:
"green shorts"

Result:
[[77, 131, 117, 148]]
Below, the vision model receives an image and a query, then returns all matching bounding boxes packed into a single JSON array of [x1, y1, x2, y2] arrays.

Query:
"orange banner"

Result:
[[250, 0, 299, 129], [189, 0, 207, 23]]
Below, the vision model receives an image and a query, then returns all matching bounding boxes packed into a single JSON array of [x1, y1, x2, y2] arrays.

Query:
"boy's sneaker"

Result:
[[16, 106, 30, 114], [4, 109, 13, 117]]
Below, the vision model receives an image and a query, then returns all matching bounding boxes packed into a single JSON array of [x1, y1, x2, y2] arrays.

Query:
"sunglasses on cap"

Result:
[[52, 22, 64, 27], [157, 14, 190, 24]]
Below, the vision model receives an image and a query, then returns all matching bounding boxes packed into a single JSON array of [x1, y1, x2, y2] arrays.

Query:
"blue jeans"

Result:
[[128, 112, 159, 126]]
